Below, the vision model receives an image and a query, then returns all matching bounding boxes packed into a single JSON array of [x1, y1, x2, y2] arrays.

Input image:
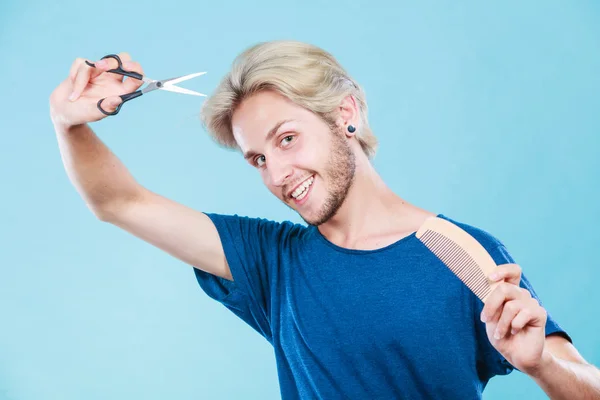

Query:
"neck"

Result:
[[317, 156, 424, 249]]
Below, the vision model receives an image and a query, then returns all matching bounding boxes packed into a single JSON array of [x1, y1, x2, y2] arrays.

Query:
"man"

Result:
[[49, 40, 600, 399]]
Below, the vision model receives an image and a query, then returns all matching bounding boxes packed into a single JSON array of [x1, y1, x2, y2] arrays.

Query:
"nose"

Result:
[[268, 159, 293, 188]]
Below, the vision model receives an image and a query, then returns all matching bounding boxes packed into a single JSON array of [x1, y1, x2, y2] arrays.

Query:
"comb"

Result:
[[416, 216, 499, 303]]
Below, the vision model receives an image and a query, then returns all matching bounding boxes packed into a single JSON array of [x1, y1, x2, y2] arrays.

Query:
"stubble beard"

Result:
[[300, 129, 356, 226]]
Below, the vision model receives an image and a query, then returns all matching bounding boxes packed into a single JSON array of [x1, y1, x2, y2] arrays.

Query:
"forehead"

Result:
[[231, 90, 307, 150]]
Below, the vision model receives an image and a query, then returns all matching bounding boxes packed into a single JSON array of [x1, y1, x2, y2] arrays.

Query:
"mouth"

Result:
[[289, 175, 315, 205]]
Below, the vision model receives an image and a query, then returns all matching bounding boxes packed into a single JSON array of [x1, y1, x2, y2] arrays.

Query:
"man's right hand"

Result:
[[50, 52, 233, 282], [49, 52, 145, 129]]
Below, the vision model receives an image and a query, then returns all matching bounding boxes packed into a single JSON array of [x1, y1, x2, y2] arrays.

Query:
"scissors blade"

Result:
[[164, 71, 207, 86], [161, 84, 206, 96]]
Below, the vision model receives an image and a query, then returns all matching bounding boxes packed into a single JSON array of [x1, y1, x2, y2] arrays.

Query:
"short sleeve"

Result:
[[473, 244, 572, 380], [193, 213, 292, 343]]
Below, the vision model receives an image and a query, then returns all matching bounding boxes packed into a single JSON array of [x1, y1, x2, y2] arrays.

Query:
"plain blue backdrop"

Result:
[[1, 1, 598, 399]]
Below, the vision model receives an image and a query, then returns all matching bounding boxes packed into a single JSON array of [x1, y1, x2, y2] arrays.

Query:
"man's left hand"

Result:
[[480, 263, 549, 374]]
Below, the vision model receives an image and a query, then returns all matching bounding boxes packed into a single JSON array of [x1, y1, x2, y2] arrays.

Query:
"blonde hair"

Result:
[[200, 40, 378, 158]]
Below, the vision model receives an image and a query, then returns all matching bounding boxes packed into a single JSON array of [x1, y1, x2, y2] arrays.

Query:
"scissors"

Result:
[[85, 54, 207, 116]]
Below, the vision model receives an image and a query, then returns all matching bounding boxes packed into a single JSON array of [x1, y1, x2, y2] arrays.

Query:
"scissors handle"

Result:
[[96, 90, 143, 116], [85, 54, 144, 116], [85, 54, 143, 80]]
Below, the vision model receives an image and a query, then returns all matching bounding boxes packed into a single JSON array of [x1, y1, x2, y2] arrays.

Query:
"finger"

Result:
[[69, 57, 87, 82], [488, 263, 522, 286], [69, 59, 108, 101], [89, 55, 125, 83], [117, 51, 132, 62], [92, 95, 123, 115], [105, 52, 132, 83], [88, 53, 134, 84], [510, 299, 547, 335], [492, 299, 524, 340], [481, 282, 529, 323], [121, 61, 145, 92]]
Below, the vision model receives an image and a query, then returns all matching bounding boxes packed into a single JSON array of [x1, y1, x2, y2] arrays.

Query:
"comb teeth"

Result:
[[420, 229, 491, 301]]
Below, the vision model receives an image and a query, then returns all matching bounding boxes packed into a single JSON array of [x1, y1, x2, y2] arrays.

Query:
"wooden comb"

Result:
[[416, 216, 500, 303]]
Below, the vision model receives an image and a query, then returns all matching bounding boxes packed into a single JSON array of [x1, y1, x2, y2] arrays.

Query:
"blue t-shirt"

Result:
[[193, 213, 570, 399]]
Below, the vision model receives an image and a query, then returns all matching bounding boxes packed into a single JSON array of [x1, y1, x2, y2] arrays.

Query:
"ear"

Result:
[[335, 95, 360, 138]]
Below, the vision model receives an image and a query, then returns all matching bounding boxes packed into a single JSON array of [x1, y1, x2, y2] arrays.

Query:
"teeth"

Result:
[[296, 187, 309, 200], [292, 176, 314, 199]]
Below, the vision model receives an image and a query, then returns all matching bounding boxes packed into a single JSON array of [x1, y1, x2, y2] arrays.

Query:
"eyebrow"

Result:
[[243, 119, 294, 160]]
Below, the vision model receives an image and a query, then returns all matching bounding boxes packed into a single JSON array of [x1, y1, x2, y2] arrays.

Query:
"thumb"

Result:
[[96, 95, 123, 115]]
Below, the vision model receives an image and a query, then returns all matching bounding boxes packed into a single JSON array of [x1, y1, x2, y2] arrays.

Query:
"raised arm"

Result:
[[49, 52, 232, 281]]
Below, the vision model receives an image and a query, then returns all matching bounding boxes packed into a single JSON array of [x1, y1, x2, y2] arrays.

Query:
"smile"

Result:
[[291, 175, 314, 201]]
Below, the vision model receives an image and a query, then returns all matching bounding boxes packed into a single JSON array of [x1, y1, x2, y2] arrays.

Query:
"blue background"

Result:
[[1, 1, 598, 399]]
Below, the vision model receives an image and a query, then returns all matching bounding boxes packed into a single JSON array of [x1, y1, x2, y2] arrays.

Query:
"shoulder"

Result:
[[203, 212, 310, 243], [435, 214, 514, 263]]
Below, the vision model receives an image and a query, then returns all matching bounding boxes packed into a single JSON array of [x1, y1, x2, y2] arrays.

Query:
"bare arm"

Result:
[[53, 121, 140, 217], [109, 185, 231, 281], [529, 336, 600, 400], [50, 53, 232, 281], [482, 264, 599, 399]]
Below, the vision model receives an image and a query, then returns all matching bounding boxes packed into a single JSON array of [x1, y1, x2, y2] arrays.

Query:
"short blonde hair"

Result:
[[200, 40, 378, 158]]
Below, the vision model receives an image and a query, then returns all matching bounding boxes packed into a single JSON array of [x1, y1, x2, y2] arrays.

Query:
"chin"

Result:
[[297, 204, 335, 227], [288, 202, 321, 226], [299, 214, 321, 227]]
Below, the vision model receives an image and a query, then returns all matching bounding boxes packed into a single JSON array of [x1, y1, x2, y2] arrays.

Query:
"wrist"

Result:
[[52, 118, 86, 135], [525, 349, 556, 379]]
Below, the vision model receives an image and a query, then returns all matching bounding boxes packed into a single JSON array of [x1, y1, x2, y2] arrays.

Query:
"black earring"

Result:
[[347, 125, 356, 133]]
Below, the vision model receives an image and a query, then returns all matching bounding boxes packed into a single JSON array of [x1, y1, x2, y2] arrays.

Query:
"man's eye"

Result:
[[255, 155, 266, 167], [281, 135, 295, 146]]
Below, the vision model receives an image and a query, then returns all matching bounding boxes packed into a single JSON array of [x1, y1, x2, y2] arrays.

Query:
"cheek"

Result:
[[294, 140, 326, 169]]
